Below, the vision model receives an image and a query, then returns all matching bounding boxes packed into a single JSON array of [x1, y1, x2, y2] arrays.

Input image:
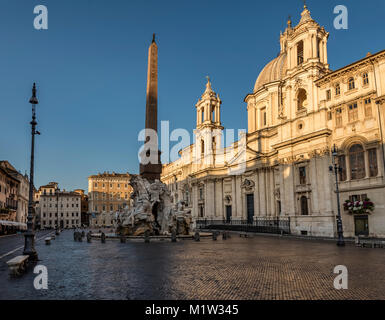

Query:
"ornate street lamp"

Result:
[[329, 144, 345, 247], [23, 83, 40, 260]]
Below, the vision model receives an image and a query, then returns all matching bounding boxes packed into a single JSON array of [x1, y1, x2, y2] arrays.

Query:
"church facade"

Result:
[[161, 5, 385, 238]]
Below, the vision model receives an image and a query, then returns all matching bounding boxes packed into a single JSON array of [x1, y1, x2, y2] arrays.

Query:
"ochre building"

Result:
[[88, 172, 133, 227]]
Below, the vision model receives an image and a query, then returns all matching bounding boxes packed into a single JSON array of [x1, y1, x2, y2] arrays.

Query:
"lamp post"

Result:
[[329, 144, 345, 247], [23, 83, 40, 260]]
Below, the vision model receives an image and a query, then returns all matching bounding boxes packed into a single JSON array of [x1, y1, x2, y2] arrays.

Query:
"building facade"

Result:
[[88, 172, 133, 227], [74, 189, 89, 226], [0, 165, 19, 234], [0, 161, 29, 225], [161, 5, 385, 238], [36, 182, 82, 229]]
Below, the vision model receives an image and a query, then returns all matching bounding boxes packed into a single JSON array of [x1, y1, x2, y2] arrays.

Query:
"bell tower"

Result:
[[280, 4, 329, 72], [194, 77, 223, 165]]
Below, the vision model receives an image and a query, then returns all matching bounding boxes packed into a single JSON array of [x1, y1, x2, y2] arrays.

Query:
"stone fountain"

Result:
[[116, 175, 192, 236]]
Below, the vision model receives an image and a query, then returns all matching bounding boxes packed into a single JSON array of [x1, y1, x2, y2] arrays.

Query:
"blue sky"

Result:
[[0, 0, 384, 192]]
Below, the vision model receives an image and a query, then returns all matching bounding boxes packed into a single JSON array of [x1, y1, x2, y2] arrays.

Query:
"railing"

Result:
[[196, 217, 291, 235], [5, 198, 18, 211]]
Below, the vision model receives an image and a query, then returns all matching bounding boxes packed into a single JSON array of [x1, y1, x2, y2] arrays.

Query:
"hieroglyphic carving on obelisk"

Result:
[[140, 34, 162, 181]]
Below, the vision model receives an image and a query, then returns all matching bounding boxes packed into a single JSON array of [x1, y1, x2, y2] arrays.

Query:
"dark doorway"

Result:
[[225, 205, 232, 223], [246, 194, 254, 224], [354, 215, 369, 236], [300, 196, 308, 215], [199, 205, 204, 218]]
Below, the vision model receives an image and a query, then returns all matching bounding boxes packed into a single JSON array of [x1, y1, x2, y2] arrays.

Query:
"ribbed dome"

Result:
[[253, 52, 287, 93]]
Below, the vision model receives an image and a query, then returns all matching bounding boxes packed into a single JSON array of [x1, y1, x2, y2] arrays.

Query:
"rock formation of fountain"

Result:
[[116, 175, 192, 236]]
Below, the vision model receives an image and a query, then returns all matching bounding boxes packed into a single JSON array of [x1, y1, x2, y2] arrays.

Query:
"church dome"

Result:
[[253, 52, 287, 93]]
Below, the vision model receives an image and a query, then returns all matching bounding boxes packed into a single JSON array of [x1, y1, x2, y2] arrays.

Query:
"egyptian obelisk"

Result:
[[139, 34, 162, 181]]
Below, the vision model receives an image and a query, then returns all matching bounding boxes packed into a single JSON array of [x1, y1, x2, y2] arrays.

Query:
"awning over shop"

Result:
[[0, 220, 27, 229]]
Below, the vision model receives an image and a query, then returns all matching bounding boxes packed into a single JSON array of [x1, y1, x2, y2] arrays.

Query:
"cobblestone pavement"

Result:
[[0, 230, 384, 300]]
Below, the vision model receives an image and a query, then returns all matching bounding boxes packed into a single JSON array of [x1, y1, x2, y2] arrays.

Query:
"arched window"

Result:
[[335, 84, 341, 96], [297, 40, 304, 65], [201, 109, 204, 123], [300, 196, 308, 215], [349, 144, 365, 180], [348, 77, 355, 90], [297, 89, 307, 110], [363, 73, 369, 85]]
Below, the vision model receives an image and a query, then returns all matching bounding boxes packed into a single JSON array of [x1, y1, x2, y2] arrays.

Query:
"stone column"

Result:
[[236, 176, 243, 219], [192, 184, 198, 219], [259, 169, 266, 216], [310, 158, 320, 214], [323, 38, 328, 64]]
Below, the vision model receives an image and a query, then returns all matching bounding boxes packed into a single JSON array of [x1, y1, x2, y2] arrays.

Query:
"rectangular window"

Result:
[[261, 107, 267, 127], [335, 85, 340, 96], [348, 103, 358, 122], [368, 149, 378, 177], [326, 90, 331, 101], [336, 108, 343, 127], [299, 167, 306, 185], [364, 98, 372, 118]]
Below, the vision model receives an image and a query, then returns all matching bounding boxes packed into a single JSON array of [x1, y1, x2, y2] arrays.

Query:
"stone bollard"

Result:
[[101, 232, 106, 243], [194, 231, 200, 242], [212, 232, 218, 241], [144, 230, 150, 243], [171, 229, 177, 243], [222, 232, 227, 240], [120, 235, 126, 243], [87, 232, 92, 243]]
